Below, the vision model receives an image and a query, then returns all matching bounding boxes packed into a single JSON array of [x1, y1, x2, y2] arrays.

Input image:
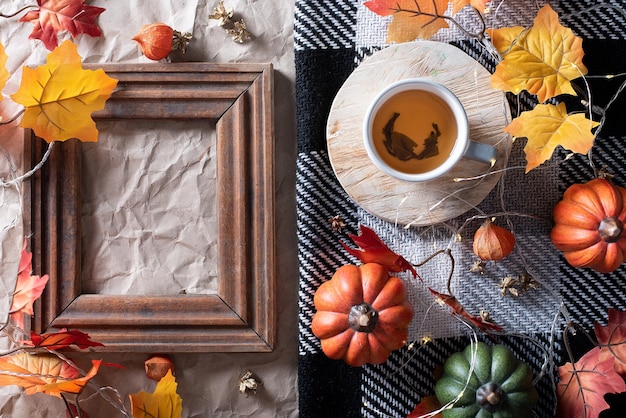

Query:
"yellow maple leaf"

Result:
[[10, 39, 118, 143], [0, 43, 8, 101], [490, 4, 587, 103], [364, 0, 450, 42], [0, 353, 101, 398], [450, 0, 490, 14], [488, 25, 524, 53], [130, 370, 183, 418], [504, 103, 599, 172]]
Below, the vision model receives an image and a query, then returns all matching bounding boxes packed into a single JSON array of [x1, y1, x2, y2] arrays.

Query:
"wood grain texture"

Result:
[[24, 63, 275, 352], [327, 41, 511, 226]]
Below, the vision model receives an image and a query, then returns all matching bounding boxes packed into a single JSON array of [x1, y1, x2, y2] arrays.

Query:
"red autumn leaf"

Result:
[[557, 346, 626, 418], [19, 0, 105, 51], [342, 224, 417, 278], [407, 395, 443, 417], [65, 404, 88, 418], [10, 240, 49, 329], [595, 308, 626, 378], [24, 329, 104, 350], [429, 288, 502, 332]]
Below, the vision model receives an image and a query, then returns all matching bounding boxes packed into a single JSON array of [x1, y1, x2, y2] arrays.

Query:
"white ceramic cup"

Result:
[[363, 78, 497, 182]]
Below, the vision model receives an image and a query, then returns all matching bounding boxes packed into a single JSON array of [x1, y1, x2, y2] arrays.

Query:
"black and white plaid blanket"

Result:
[[295, 1, 626, 416]]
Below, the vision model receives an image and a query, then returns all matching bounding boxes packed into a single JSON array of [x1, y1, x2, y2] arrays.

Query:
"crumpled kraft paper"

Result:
[[0, 0, 298, 416]]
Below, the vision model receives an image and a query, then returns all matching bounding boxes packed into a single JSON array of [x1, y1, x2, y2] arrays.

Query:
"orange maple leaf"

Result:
[[0, 43, 8, 101], [19, 0, 105, 51], [504, 103, 598, 172], [9, 240, 49, 329], [556, 346, 626, 418], [490, 4, 587, 103], [10, 40, 118, 143], [41, 359, 101, 397], [130, 370, 183, 418], [364, 0, 450, 42], [450, 0, 490, 14], [0, 353, 101, 398]]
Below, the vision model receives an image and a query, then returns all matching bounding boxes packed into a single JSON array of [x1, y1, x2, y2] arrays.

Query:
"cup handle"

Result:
[[464, 141, 497, 165]]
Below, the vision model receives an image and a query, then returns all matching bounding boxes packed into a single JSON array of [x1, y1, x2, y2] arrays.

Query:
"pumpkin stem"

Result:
[[599, 216, 623, 243], [348, 303, 379, 333], [476, 382, 505, 412]]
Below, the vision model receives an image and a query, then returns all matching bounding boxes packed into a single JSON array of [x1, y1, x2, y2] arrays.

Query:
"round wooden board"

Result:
[[327, 41, 511, 226]]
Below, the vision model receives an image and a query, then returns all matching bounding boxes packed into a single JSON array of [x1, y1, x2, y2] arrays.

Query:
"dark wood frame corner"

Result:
[[24, 63, 275, 352]]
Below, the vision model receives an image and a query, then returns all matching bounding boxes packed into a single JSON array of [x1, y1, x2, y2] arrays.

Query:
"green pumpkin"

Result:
[[434, 342, 538, 418]]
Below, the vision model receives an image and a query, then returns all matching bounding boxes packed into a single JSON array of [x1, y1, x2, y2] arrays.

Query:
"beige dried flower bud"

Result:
[[225, 19, 251, 43], [210, 1, 234, 26], [144, 354, 175, 381]]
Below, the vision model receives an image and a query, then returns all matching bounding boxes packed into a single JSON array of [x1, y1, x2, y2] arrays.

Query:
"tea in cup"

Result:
[[363, 78, 496, 182]]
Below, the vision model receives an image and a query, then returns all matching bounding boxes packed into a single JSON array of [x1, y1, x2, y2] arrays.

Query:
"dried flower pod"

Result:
[[144, 354, 174, 381], [209, 0, 234, 26], [225, 19, 251, 43], [133, 23, 174, 60], [473, 219, 515, 261], [172, 30, 193, 54], [238, 370, 261, 396]]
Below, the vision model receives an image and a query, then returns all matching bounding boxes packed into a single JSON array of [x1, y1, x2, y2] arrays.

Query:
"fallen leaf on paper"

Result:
[[556, 346, 626, 418], [130, 370, 183, 418], [342, 224, 417, 278], [364, 0, 449, 42], [40, 359, 102, 397], [595, 308, 626, 378], [0, 353, 101, 397], [11, 40, 118, 143], [19, 0, 105, 51], [25, 329, 104, 350], [490, 4, 587, 103], [9, 240, 49, 329], [504, 103, 598, 172]]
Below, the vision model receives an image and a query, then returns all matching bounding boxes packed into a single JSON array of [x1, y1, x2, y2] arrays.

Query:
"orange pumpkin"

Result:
[[551, 178, 626, 273], [311, 263, 413, 367]]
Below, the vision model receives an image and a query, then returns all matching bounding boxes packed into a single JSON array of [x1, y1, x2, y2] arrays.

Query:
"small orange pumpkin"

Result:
[[311, 263, 413, 367], [473, 219, 515, 261], [551, 178, 626, 273]]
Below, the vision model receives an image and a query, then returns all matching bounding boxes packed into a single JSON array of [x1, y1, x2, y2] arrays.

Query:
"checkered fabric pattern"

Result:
[[295, 1, 626, 416]]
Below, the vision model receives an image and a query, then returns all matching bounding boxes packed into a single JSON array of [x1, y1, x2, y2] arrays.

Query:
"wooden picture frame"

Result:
[[24, 63, 275, 352]]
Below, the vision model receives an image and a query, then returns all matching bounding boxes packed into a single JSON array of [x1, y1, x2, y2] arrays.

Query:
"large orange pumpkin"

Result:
[[311, 263, 413, 367], [551, 178, 626, 273]]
